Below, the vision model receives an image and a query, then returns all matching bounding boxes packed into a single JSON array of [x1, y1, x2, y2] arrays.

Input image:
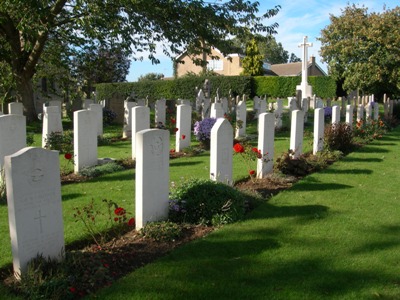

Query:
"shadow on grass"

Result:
[[62, 193, 84, 202], [342, 157, 383, 163], [359, 146, 390, 153], [350, 225, 400, 254], [321, 168, 373, 175], [289, 182, 353, 192], [248, 203, 329, 220], [170, 161, 203, 167]]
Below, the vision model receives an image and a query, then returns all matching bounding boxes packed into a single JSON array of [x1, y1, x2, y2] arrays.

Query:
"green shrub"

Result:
[[14, 251, 112, 299], [168, 178, 247, 226], [44, 130, 73, 154], [324, 123, 354, 153], [79, 162, 124, 178], [140, 221, 182, 242], [26, 132, 35, 146]]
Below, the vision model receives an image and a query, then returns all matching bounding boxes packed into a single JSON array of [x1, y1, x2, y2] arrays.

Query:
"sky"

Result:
[[126, 0, 398, 82]]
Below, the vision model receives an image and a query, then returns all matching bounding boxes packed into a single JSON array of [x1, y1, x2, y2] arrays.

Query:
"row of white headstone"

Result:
[[3, 93, 394, 277]]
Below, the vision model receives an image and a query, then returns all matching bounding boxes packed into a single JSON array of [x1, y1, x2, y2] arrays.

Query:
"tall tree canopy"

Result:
[[319, 4, 400, 96], [0, 0, 280, 120]]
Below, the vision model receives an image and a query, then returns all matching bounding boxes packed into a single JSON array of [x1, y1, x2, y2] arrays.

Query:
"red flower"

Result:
[[114, 217, 119, 222], [64, 153, 72, 160], [174, 128, 179, 132], [114, 207, 126, 216], [233, 143, 245, 153], [127, 217, 135, 226], [170, 118, 176, 124], [69, 287, 77, 293], [181, 134, 186, 140], [249, 170, 256, 175], [103, 263, 109, 268], [170, 149, 175, 153]]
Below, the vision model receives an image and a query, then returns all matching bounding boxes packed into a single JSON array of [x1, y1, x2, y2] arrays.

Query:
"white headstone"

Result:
[[365, 102, 372, 122], [5, 147, 64, 276], [373, 103, 380, 120], [175, 104, 192, 152], [42, 106, 63, 148], [0, 115, 26, 168], [137, 99, 146, 106], [123, 100, 137, 138], [196, 90, 205, 113], [221, 97, 229, 114], [346, 105, 353, 128], [8, 102, 23, 115], [83, 99, 94, 109], [131, 106, 150, 160], [357, 105, 364, 123], [290, 110, 304, 159], [253, 96, 261, 112], [315, 99, 324, 109], [296, 36, 313, 98], [257, 113, 275, 177], [73, 109, 98, 173], [210, 119, 233, 184], [89, 103, 103, 137], [313, 108, 324, 154], [210, 102, 224, 119], [235, 100, 247, 138], [202, 98, 211, 119], [48, 100, 62, 116], [332, 105, 340, 124], [389, 99, 394, 116], [155, 99, 167, 127], [302, 98, 309, 123], [135, 129, 169, 230], [257, 98, 267, 118], [275, 99, 283, 129]]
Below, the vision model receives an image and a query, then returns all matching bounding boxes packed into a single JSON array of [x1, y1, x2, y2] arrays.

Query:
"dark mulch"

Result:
[[235, 174, 299, 198]]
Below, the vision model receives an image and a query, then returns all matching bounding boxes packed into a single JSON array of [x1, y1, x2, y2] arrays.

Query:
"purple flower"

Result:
[[193, 118, 217, 141], [324, 106, 332, 117]]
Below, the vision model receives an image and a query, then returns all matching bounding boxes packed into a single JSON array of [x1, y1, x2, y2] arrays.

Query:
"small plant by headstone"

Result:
[[140, 221, 182, 242], [168, 178, 249, 226], [73, 199, 135, 248]]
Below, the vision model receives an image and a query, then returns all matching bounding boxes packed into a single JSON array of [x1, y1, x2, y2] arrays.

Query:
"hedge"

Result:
[[96, 75, 336, 106], [96, 76, 253, 104]]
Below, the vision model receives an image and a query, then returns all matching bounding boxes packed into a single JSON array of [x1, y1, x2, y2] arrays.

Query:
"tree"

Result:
[[241, 39, 264, 76], [319, 4, 400, 96], [289, 53, 301, 63], [260, 36, 289, 64], [231, 35, 289, 64], [138, 73, 165, 82], [0, 1, 280, 121], [72, 43, 130, 95]]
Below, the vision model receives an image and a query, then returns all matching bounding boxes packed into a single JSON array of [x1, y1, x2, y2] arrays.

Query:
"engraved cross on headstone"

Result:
[[34, 209, 46, 234]]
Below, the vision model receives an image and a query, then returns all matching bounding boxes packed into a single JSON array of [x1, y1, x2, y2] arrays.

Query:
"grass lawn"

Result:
[[1, 105, 395, 299], [92, 127, 400, 299]]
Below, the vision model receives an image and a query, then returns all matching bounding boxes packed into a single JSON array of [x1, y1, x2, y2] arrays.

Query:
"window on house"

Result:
[[207, 59, 223, 71]]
